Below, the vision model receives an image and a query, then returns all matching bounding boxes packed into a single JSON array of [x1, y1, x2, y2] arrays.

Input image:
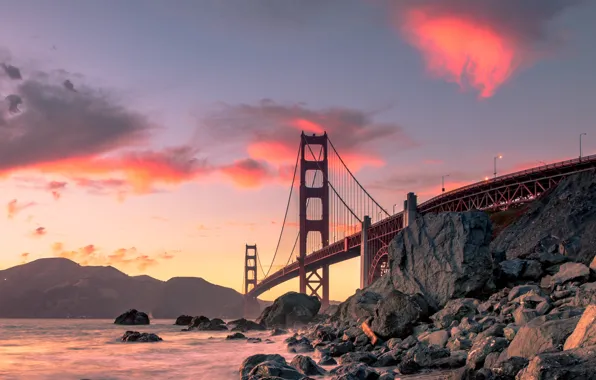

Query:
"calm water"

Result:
[[0, 319, 314, 380]]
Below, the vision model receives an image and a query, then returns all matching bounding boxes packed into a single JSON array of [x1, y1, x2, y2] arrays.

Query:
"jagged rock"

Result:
[[330, 363, 379, 379], [239, 354, 287, 380], [467, 337, 509, 370], [431, 299, 479, 329], [516, 346, 596, 379], [490, 171, 596, 265], [290, 355, 326, 376], [508, 285, 543, 302], [564, 304, 596, 350], [314, 325, 338, 342], [477, 324, 506, 341], [369, 290, 427, 340], [397, 359, 420, 375], [420, 330, 450, 348], [389, 211, 494, 311], [247, 359, 304, 380], [573, 282, 596, 307], [386, 338, 402, 350], [187, 316, 228, 331], [333, 275, 395, 326], [513, 307, 539, 326], [490, 356, 528, 379], [522, 260, 543, 281], [121, 331, 162, 342], [114, 309, 150, 325], [318, 355, 337, 366], [226, 332, 246, 340], [287, 337, 314, 353], [339, 352, 377, 366], [506, 313, 581, 359], [328, 341, 355, 357], [545, 262, 591, 288], [374, 351, 402, 367], [402, 343, 450, 369], [174, 315, 193, 325], [257, 292, 321, 328], [228, 318, 266, 332], [499, 259, 525, 280]]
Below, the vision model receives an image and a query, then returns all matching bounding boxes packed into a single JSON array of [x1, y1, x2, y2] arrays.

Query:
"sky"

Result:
[[1, 0, 595, 301]]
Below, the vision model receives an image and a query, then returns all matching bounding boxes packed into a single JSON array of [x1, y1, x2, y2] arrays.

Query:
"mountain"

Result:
[[0, 258, 245, 319]]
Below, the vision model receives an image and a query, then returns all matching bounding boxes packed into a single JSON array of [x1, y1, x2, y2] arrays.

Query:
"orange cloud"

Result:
[[48, 181, 67, 200], [7, 199, 36, 219], [220, 159, 275, 188], [400, 9, 519, 98], [51, 242, 174, 271], [292, 119, 325, 134], [20, 252, 30, 264]]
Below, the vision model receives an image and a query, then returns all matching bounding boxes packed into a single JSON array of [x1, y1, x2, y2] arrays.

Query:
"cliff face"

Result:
[[0, 258, 244, 318]]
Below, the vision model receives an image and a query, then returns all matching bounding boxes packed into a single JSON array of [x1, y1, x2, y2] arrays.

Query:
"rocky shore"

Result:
[[238, 170, 596, 379]]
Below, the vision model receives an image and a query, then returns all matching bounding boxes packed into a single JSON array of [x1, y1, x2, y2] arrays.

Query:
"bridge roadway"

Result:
[[247, 153, 596, 298]]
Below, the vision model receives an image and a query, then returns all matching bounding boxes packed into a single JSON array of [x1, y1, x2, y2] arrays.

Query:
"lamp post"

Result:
[[392, 204, 397, 214], [580, 133, 587, 160], [442, 174, 450, 193], [494, 155, 503, 178]]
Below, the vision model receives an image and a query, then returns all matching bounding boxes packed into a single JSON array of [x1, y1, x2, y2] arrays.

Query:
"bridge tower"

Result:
[[244, 244, 258, 294], [299, 132, 330, 309]]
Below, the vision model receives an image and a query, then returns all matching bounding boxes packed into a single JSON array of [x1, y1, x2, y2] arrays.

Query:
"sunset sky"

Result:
[[1, 0, 595, 301]]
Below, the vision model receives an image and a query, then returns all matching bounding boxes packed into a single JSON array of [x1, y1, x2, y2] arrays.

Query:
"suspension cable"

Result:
[[328, 137, 390, 216]]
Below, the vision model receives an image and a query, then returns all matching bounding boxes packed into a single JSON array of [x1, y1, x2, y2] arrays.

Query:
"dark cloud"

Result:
[[202, 99, 415, 151], [63, 79, 76, 92], [2, 63, 22, 80], [0, 73, 152, 173], [394, 0, 584, 47], [5, 94, 22, 113]]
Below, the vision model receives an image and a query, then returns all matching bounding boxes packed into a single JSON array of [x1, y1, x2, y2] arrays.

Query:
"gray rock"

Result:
[[318, 355, 337, 366], [370, 290, 427, 340], [339, 352, 377, 366], [521, 260, 543, 280], [388, 211, 494, 311], [467, 337, 509, 370], [573, 282, 596, 307], [503, 325, 518, 341], [226, 332, 246, 340], [247, 359, 304, 380], [174, 315, 193, 325], [499, 259, 525, 280], [328, 341, 355, 357], [508, 285, 543, 302], [290, 355, 326, 376], [430, 350, 468, 369], [333, 275, 393, 326], [516, 346, 596, 380], [330, 363, 379, 379], [114, 309, 149, 325], [121, 331, 162, 342], [506, 313, 581, 359], [431, 299, 479, 329], [228, 318, 266, 332], [477, 324, 506, 341], [490, 171, 596, 265], [257, 292, 321, 328], [549, 262, 591, 287], [513, 308, 539, 326], [239, 354, 286, 380], [402, 343, 450, 368], [374, 351, 401, 367], [490, 356, 528, 379], [448, 337, 473, 351]]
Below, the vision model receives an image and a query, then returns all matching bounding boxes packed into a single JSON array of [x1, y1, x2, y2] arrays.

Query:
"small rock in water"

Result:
[[271, 327, 288, 336], [226, 332, 246, 340], [247, 337, 262, 343], [121, 331, 162, 342], [114, 309, 150, 325], [174, 315, 193, 325]]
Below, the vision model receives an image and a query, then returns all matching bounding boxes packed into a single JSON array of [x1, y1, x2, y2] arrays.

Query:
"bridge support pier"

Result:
[[244, 244, 258, 294], [403, 192, 418, 228], [360, 215, 371, 289]]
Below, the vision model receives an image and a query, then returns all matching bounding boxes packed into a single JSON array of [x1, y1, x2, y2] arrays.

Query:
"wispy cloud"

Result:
[[7, 199, 36, 219]]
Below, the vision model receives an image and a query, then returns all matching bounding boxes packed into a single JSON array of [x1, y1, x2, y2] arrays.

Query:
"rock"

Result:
[[114, 309, 150, 325], [573, 282, 596, 307], [467, 337, 509, 370], [506, 313, 581, 359], [548, 263, 591, 288], [431, 299, 479, 329], [238, 354, 287, 380], [187, 316, 228, 331], [331, 363, 379, 379], [370, 290, 427, 340], [499, 259, 525, 280], [508, 285, 543, 302], [339, 352, 377, 366], [521, 260, 543, 280], [375, 351, 402, 367], [386, 338, 402, 350], [397, 359, 420, 375], [389, 211, 495, 311], [270, 328, 288, 336], [430, 350, 468, 369], [420, 330, 450, 348], [490, 356, 528, 379], [314, 325, 338, 342], [503, 325, 518, 341], [328, 341, 355, 357], [333, 275, 395, 326], [247, 338, 262, 343], [490, 171, 596, 265], [448, 337, 473, 351], [174, 315, 193, 325], [402, 343, 450, 368], [257, 292, 321, 328], [516, 346, 596, 380], [477, 324, 506, 341], [247, 359, 305, 380], [287, 337, 314, 353], [228, 318, 266, 332], [121, 331, 162, 342], [290, 355, 326, 376], [318, 355, 337, 366], [226, 332, 246, 340], [513, 307, 539, 326], [564, 304, 596, 350]]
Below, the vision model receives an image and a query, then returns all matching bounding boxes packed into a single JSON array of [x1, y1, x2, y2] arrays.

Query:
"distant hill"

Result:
[[0, 258, 245, 319]]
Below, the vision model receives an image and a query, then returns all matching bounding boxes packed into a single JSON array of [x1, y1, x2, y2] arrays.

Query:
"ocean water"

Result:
[[0, 319, 309, 380]]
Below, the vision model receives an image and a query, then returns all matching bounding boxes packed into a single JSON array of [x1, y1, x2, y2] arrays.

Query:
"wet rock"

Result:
[[226, 332, 246, 340], [339, 352, 377, 366], [431, 299, 479, 329], [257, 292, 321, 328], [114, 309, 150, 325], [247, 338, 262, 344], [374, 351, 402, 367], [402, 343, 450, 368], [506, 313, 581, 359], [466, 337, 509, 370], [290, 355, 326, 376], [228, 318, 266, 332], [370, 290, 428, 340], [328, 341, 355, 357], [174, 315, 193, 325], [389, 211, 494, 311], [397, 359, 420, 375], [287, 337, 314, 353], [318, 355, 337, 366], [270, 328, 288, 336], [239, 354, 287, 380], [121, 331, 162, 342], [187, 316, 228, 331], [564, 304, 596, 350], [516, 346, 596, 380], [330, 363, 379, 379], [247, 360, 304, 380]]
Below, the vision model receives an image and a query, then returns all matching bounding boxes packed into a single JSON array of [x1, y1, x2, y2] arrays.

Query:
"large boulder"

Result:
[[114, 309, 149, 325], [257, 292, 321, 328], [564, 305, 596, 350], [491, 170, 596, 265], [506, 312, 581, 359], [388, 211, 494, 311]]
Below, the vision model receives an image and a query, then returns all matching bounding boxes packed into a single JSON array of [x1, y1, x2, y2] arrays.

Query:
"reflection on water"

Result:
[[0, 319, 302, 380]]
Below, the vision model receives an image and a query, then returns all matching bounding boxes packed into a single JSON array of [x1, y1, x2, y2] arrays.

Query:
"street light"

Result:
[[580, 133, 587, 160], [442, 174, 450, 193], [392, 204, 397, 214], [494, 155, 503, 178]]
